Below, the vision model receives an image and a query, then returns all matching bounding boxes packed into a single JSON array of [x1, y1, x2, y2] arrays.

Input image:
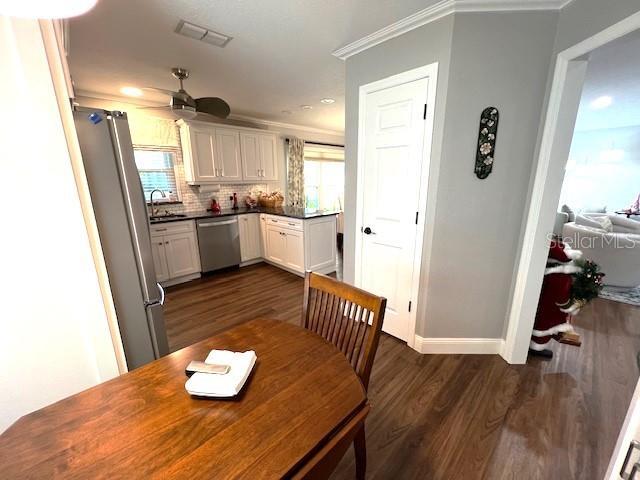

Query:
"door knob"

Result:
[[363, 227, 375, 235]]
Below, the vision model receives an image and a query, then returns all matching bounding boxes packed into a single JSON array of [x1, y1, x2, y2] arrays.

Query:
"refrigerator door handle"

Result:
[[145, 283, 165, 307], [157, 283, 165, 305]]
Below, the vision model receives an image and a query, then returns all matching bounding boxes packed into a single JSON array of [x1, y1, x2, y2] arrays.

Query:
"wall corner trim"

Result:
[[413, 335, 506, 355], [332, 0, 570, 60]]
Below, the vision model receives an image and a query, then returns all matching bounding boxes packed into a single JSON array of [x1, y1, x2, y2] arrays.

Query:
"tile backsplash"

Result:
[[158, 148, 276, 213]]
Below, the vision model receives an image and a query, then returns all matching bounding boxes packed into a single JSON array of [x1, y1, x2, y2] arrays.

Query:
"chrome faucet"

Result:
[[149, 189, 166, 216]]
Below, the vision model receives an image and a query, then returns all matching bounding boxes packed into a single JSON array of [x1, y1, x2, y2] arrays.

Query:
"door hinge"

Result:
[[408, 301, 412, 312], [423, 104, 427, 120], [415, 212, 419, 225]]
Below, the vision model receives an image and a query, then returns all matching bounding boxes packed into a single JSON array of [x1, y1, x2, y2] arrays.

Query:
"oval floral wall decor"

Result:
[[474, 107, 499, 179]]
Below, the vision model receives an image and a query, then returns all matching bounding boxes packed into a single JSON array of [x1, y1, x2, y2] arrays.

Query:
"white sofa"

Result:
[[561, 215, 640, 288]]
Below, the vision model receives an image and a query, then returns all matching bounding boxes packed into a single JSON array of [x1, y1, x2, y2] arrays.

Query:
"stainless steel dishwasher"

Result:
[[196, 216, 241, 272]]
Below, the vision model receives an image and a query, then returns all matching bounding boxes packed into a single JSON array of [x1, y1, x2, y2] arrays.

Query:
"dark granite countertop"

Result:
[[149, 206, 341, 224]]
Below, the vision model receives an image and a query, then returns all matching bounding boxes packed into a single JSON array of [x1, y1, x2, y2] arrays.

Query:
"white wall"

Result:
[[344, 11, 558, 339], [0, 18, 120, 433]]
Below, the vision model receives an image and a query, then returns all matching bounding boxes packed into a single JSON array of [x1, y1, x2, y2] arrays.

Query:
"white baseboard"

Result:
[[413, 335, 505, 355]]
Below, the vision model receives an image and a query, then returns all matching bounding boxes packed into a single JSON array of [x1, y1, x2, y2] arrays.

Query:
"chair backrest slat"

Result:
[[301, 272, 386, 390]]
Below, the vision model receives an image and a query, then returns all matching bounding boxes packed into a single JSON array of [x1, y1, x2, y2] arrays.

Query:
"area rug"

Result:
[[599, 286, 640, 306]]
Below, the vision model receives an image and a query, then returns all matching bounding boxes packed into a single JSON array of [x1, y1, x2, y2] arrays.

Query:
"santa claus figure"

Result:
[[530, 240, 583, 355]]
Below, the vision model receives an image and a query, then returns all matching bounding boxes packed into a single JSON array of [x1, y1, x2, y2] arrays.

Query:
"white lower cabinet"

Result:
[[266, 224, 287, 264], [260, 214, 336, 276], [150, 221, 201, 285], [151, 240, 170, 282], [238, 214, 262, 263], [283, 228, 304, 272]]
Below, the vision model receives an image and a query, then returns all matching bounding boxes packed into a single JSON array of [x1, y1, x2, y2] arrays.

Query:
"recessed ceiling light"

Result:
[[300, 105, 312, 110], [281, 110, 292, 115], [320, 98, 335, 104], [120, 86, 143, 97], [590, 95, 613, 109], [1, 0, 98, 18]]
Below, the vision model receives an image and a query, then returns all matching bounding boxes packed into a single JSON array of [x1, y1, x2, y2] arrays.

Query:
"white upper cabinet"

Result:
[[259, 134, 278, 181], [240, 133, 261, 181], [178, 120, 278, 184], [214, 129, 242, 182], [189, 127, 217, 182]]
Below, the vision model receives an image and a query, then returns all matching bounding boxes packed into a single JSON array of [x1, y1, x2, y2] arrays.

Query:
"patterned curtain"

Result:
[[287, 137, 305, 207]]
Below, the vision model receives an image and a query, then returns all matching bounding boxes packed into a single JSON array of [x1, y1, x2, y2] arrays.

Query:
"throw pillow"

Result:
[[596, 216, 613, 232]]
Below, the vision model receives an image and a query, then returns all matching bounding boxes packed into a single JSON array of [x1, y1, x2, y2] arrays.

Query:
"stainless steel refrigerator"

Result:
[[74, 107, 170, 370]]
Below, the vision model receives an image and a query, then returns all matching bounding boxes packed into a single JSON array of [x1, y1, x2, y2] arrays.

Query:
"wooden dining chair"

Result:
[[301, 271, 387, 480]]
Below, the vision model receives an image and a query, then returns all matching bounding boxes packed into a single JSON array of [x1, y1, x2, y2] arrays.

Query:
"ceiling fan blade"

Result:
[[195, 97, 231, 119], [142, 87, 191, 103]]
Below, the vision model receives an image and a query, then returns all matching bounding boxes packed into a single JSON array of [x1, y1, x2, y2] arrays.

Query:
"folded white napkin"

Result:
[[185, 350, 257, 398]]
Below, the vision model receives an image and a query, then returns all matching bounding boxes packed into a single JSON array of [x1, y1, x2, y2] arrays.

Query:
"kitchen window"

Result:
[[304, 145, 344, 211], [133, 147, 181, 203]]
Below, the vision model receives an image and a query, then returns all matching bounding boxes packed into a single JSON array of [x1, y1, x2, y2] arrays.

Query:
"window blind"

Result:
[[133, 147, 180, 202]]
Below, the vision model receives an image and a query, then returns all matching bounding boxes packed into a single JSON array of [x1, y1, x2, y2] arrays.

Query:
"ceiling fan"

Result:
[[139, 67, 231, 120]]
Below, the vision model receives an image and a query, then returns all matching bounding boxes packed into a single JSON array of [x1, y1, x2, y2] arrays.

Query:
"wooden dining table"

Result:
[[0, 319, 368, 479]]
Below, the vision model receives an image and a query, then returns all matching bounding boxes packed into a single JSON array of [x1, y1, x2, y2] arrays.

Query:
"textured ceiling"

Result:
[[68, 0, 443, 132]]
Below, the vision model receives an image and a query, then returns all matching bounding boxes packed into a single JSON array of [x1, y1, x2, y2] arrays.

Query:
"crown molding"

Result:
[[228, 113, 344, 138], [332, 0, 572, 60], [332, 0, 455, 60], [74, 90, 344, 138]]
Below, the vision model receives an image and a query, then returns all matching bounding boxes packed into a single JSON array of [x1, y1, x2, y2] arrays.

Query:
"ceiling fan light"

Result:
[[0, 0, 98, 19]]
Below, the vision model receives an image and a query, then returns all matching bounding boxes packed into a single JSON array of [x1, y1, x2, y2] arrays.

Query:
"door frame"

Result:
[[354, 63, 439, 350], [503, 10, 640, 364]]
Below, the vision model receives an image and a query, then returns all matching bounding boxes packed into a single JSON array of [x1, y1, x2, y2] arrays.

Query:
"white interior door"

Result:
[[359, 76, 430, 342]]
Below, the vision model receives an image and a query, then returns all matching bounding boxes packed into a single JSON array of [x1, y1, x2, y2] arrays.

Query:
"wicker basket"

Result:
[[258, 195, 284, 208]]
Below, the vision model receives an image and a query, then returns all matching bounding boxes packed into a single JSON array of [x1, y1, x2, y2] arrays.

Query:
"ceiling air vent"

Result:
[[175, 20, 232, 48]]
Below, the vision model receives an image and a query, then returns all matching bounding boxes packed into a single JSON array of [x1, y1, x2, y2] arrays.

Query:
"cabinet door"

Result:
[[284, 229, 304, 273], [259, 215, 267, 257], [164, 232, 201, 278], [239, 214, 261, 262], [215, 129, 242, 182], [240, 133, 262, 181], [151, 237, 170, 282], [259, 134, 278, 181], [265, 225, 287, 265], [246, 214, 262, 260], [189, 127, 218, 182]]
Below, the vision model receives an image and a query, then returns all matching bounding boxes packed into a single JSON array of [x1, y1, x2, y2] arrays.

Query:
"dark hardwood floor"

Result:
[[164, 263, 640, 479]]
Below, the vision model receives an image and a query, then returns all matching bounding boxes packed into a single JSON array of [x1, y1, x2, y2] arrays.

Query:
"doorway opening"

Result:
[[502, 11, 640, 477]]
